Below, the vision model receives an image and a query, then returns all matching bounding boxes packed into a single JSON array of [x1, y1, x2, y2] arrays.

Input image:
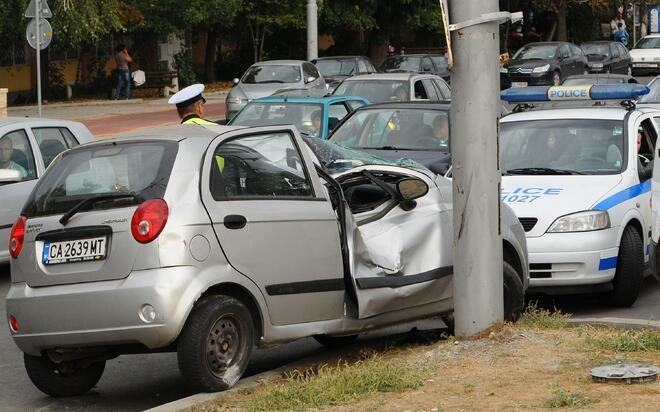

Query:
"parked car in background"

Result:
[[6, 124, 527, 397], [380, 54, 450, 82], [500, 42, 588, 88], [561, 73, 638, 86], [637, 74, 660, 107], [0, 118, 92, 265], [332, 73, 451, 104], [329, 102, 451, 175], [225, 60, 326, 120], [630, 34, 660, 76], [228, 96, 368, 139], [580, 41, 632, 75], [311, 56, 377, 93]]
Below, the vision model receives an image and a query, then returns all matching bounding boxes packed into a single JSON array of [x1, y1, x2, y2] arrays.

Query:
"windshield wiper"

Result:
[[59, 193, 136, 226], [257, 80, 286, 84], [504, 167, 584, 176], [360, 145, 417, 151]]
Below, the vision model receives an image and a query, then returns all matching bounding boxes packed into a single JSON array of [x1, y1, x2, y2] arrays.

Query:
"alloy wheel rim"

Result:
[[206, 316, 240, 377]]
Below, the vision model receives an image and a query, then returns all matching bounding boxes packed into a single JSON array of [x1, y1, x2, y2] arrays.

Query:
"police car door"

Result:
[[200, 126, 346, 326], [631, 117, 656, 262]]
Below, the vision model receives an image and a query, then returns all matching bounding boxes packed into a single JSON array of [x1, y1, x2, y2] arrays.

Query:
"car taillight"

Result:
[[9, 315, 19, 333], [9, 216, 26, 258], [131, 199, 169, 244]]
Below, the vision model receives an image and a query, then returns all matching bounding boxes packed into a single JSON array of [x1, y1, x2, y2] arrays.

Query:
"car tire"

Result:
[[313, 334, 359, 348], [552, 71, 561, 86], [603, 226, 644, 307], [24, 354, 105, 397], [441, 313, 455, 335], [503, 260, 525, 322], [177, 295, 254, 392]]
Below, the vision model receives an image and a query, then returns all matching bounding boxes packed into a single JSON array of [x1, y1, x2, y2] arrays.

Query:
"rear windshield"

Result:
[[333, 80, 408, 103], [23, 141, 178, 218]]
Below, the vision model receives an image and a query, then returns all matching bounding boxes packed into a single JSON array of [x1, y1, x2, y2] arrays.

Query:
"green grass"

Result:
[[543, 386, 591, 408], [520, 302, 570, 329], [239, 354, 426, 411], [586, 329, 660, 352]]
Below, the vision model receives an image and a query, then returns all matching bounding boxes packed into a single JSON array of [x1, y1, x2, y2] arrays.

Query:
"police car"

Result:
[[500, 84, 658, 307]]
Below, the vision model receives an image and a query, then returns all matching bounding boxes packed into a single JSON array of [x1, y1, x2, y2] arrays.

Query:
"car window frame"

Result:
[[421, 79, 440, 100], [1, 127, 38, 183], [208, 130, 319, 201], [302, 63, 320, 82]]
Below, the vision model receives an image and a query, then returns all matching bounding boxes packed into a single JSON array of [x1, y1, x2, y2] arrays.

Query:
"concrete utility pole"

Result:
[[449, 0, 503, 337], [306, 0, 318, 61]]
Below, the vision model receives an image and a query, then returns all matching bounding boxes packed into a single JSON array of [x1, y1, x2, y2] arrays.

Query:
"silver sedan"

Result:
[[6, 124, 527, 396]]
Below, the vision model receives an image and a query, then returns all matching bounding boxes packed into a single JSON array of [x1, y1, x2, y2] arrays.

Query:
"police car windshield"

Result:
[[500, 119, 625, 175], [230, 102, 324, 137], [333, 80, 409, 103], [242, 65, 302, 84], [633, 37, 660, 49], [331, 108, 450, 151], [512, 45, 557, 60]]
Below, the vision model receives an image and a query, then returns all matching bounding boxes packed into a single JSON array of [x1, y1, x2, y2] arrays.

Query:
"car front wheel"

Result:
[[178, 295, 254, 392], [552, 71, 561, 86], [24, 354, 105, 397], [602, 226, 643, 307], [503, 260, 524, 322]]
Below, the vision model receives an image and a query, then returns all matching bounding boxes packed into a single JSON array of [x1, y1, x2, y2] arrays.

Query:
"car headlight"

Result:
[[500, 67, 508, 74], [547, 210, 610, 233], [532, 64, 550, 73], [227, 96, 248, 104]]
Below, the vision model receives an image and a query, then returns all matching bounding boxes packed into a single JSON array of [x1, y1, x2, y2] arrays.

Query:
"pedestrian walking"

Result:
[[614, 22, 629, 47], [168, 84, 217, 125], [114, 44, 133, 100], [610, 12, 626, 39]]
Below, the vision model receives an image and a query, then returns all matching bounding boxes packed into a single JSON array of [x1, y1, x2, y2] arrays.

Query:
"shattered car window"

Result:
[[303, 137, 426, 174]]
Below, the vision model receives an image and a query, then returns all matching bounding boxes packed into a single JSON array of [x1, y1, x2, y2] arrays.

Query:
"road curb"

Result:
[[9, 98, 145, 112], [143, 364, 289, 412], [569, 317, 660, 330]]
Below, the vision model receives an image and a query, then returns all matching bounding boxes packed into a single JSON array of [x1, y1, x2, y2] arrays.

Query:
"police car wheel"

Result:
[[177, 295, 254, 392], [503, 261, 524, 322], [603, 226, 644, 308]]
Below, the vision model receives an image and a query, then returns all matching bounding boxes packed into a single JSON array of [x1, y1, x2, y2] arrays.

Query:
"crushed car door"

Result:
[[200, 127, 346, 326], [334, 166, 454, 319]]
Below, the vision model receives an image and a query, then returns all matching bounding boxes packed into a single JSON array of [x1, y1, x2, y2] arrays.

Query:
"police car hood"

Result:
[[502, 174, 622, 238]]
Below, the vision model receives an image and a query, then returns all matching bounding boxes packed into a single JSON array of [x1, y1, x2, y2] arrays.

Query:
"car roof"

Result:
[[84, 125, 245, 145], [0, 117, 87, 128], [580, 40, 615, 45], [342, 73, 437, 81], [354, 101, 450, 111], [253, 95, 367, 104], [522, 41, 566, 47], [313, 56, 366, 60], [501, 107, 627, 122], [251, 60, 306, 66]]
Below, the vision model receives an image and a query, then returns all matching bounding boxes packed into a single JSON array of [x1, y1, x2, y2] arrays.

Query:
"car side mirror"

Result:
[[232, 78, 240, 85], [306, 76, 316, 84], [0, 168, 22, 183], [397, 178, 429, 201]]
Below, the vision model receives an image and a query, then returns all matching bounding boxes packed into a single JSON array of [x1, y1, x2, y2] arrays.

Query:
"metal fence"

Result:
[[0, 43, 28, 67]]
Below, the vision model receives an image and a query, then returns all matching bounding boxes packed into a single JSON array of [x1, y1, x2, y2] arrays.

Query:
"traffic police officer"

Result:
[[168, 84, 217, 125]]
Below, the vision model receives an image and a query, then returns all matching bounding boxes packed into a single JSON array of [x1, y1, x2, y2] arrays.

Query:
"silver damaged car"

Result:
[[6, 125, 528, 396]]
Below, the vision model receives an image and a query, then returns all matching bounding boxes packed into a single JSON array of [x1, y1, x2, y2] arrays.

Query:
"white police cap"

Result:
[[168, 84, 205, 108]]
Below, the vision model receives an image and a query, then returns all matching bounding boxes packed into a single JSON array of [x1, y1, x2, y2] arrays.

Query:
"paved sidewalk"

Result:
[[7, 92, 228, 137]]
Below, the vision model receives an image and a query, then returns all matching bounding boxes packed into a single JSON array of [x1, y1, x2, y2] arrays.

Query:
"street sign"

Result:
[[25, 0, 53, 18], [26, 18, 53, 50]]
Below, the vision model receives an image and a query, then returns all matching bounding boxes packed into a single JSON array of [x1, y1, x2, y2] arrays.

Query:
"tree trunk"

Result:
[[556, 0, 568, 41], [204, 27, 217, 83], [259, 30, 266, 61], [367, 29, 388, 67]]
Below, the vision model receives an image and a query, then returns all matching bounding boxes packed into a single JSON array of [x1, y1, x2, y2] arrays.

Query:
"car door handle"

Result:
[[224, 214, 247, 230]]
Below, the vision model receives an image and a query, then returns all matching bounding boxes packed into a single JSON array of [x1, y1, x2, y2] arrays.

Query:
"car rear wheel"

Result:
[[552, 71, 561, 86], [314, 334, 359, 348], [24, 354, 105, 397], [178, 295, 254, 392], [503, 260, 524, 322], [602, 226, 643, 307]]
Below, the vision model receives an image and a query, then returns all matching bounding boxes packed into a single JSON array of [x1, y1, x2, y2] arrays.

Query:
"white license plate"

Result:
[[511, 82, 528, 88], [43, 237, 107, 265], [591, 63, 603, 68], [635, 63, 656, 68]]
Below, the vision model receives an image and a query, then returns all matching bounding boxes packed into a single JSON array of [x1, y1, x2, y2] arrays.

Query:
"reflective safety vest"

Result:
[[181, 116, 217, 125]]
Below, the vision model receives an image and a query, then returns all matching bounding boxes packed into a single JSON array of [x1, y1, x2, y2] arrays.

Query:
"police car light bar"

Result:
[[500, 84, 650, 103]]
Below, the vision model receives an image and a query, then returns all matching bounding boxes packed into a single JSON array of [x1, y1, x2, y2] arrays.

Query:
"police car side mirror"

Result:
[[397, 178, 429, 201], [232, 78, 240, 85], [0, 168, 21, 183]]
